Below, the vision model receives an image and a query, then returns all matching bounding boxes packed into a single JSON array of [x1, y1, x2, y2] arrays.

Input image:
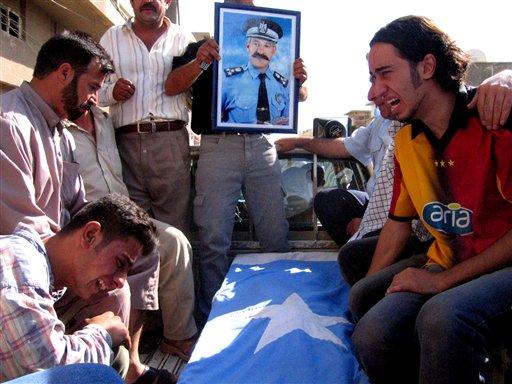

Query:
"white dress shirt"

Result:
[[99, 18, 195, 128]]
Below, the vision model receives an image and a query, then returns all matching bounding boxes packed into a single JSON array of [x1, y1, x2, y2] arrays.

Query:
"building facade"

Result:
[[0, 0, 179, 94]]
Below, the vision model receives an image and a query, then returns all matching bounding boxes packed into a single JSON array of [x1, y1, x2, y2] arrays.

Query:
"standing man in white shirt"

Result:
[[99, 0, 195, 233]]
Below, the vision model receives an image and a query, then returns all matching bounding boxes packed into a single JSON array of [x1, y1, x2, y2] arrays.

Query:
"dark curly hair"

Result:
[[34, 30, 114, 79], [60, 194, 158, 257], [370, 15, 470, 92]]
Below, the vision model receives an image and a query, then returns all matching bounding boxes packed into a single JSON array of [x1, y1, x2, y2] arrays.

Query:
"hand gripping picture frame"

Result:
[[212, 2, 301, 134]]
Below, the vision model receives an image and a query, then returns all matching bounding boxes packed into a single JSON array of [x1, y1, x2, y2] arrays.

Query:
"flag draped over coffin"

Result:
[[179, 252, 368, 384]]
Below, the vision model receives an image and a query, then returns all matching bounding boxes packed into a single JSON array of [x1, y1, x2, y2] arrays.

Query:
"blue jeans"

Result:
[[351, 263, 512, 384], [193, 133, 289, 323], [4, 364, 123, 384]]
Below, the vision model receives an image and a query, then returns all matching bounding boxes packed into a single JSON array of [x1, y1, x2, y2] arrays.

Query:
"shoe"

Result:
[[133, 366, 177, 384], [160, 336, 196, 361]]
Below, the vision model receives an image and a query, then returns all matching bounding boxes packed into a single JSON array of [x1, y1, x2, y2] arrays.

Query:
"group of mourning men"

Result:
[[1, 0, 511, 383], [0, 0, 305, 382]]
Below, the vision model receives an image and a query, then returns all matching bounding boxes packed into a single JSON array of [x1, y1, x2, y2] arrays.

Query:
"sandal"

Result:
[[160, 337, 196, 361]]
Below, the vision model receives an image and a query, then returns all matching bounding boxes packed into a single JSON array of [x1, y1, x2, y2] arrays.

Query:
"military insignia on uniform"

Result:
[[273, 71, 289, 87], [275, 93, 283, 104], [224, 66, 246, 77], [258, 21, 268, 34]]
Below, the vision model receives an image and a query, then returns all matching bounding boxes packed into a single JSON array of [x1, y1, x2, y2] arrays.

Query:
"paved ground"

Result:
[[140, 313, 188, 378]]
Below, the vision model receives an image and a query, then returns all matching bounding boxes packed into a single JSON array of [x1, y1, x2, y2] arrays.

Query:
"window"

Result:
[[0, 5, 21, 39]]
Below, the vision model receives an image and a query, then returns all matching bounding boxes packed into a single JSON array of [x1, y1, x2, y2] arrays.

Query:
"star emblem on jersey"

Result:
[[434, 159, 455, 167]]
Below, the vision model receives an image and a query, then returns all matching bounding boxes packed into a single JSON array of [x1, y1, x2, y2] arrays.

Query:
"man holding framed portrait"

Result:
[[222, 18, 290, 125], [215, 3, 302, 133], [165, 0, 307, 327]]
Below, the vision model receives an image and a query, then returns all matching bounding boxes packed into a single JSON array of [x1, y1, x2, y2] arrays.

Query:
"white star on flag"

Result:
[[253, 293, 350, 353], [190, 293, 350, 362], [285, 267, 312, 274], [215, 280, 236, 302]]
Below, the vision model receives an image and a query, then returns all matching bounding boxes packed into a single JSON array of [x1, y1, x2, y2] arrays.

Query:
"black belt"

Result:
[[116, 120, 185, 135]]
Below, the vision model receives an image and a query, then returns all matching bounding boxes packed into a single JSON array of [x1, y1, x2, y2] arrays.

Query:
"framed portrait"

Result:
[[212, 2, 301, 134]]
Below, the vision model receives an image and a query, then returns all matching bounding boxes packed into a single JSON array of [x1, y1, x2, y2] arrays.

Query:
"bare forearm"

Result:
[[437, 228, 512, 291], [299, 85, 308, 102], [165, 60, 203, 96], [367, 219, 412, 275], [293, 137, 350, 158]]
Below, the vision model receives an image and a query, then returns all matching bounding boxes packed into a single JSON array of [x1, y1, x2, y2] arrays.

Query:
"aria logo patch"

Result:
[[422, 202, 473, 235]]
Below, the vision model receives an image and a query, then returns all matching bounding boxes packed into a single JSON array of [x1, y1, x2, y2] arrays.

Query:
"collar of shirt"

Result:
[[247, 62, 272, 80], [409, 85, 477, 149], [19, 81, 62, 133], [123, 15, 172, 33], [62, 106, 108, 136], [409, 85, 475, 139], [389, 120, 403, 137]]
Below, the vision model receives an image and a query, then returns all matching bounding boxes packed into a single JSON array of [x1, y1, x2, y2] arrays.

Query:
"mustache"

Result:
[[252, 52, 270, 61], [78, 100, 92, 110], [140, 3, 157, 11], [68, 101, 92, 120]]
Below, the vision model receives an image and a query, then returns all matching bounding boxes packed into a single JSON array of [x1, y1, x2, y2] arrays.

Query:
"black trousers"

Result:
[[338, 233, 432, 286], [313, 188, 368, 246]]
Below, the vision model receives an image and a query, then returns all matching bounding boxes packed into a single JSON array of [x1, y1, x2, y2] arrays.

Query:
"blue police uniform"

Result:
[[221, 63, 289, 125]]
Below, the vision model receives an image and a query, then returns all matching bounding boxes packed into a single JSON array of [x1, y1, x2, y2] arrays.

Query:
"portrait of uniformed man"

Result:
[[221, 17, 290, 125]]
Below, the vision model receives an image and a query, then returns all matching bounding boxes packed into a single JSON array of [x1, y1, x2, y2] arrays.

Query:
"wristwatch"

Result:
[[199, 61, 210, 71]]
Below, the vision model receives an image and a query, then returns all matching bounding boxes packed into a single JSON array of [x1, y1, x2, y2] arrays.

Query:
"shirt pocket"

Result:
[[270, 92, 286, 115], [231, 95, 256, 123]]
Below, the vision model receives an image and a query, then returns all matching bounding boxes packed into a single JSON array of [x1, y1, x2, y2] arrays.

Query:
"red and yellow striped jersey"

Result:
[[390, 97, 512, 268]]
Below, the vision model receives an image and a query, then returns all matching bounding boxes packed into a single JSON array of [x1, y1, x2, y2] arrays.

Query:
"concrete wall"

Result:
[[0, 0, 132, 93], [1, 0, 61, 91]]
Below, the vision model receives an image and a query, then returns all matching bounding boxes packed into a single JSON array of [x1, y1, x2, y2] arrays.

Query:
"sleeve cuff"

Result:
[[84, 323, 113, 348], [99, 85, 115, 107], [388, 213, 415, 222]]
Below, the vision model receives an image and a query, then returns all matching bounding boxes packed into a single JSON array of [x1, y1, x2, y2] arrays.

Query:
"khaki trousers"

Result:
[[116, 128, 191, 233], [152, 219, 196, 340]]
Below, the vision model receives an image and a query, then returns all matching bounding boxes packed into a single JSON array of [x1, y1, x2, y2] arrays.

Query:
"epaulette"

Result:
[[273, 71, 289, 87], [224, 66, 246, 77]]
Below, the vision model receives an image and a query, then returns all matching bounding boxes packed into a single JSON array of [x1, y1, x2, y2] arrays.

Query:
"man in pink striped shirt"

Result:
[[0, 194, 158, 381]]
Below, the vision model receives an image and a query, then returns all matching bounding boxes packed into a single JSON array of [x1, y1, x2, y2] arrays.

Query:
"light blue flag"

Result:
[[179, 252, 369, 384]]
